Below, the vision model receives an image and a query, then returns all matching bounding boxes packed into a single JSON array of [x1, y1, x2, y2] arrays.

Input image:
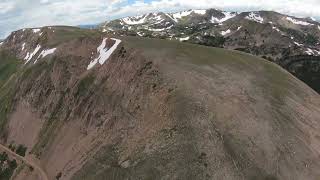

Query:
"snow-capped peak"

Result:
[[211, 12, 237, 24], [286, 17, 313, 26], [172, 10, 193, 21], [122, 15, 147, 25], [246, 12, 264, 23]]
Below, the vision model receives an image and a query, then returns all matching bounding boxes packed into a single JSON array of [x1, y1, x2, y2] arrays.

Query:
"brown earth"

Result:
[[6, 100, 44, 152], [0, 27, 319, 180]]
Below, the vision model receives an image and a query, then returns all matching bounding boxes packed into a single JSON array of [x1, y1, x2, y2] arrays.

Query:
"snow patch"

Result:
[[294, 42, 303, 46], [221, 29, 231, 36], [148, 28, 165, 32], [237, 26, 242, 31], [21, 43, 26, 51], [246, 12, 264, 23], [272, 26, 280, 32], [305, 48, 313, 55], [137, 32, 144, 36], [149, 14, 165, 24], [286, 17, 312, 26], [211, 12, 236, 24], [318, 26, 320, 30], [172, 10, 193, 21], [179, 36, 190, 41], [165, 13, 177, 22], [152, 18, 165, 25], [32, 28, 41, 33], [305, 48, 320, 55], [171, 9, 207, 22], [24, 44, 41, 64], [122, 15, 147, 25], [87, 38, 122, 70], [35, 48, 56, 63]]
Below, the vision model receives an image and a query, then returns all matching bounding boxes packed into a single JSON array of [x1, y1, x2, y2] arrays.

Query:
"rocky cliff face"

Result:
[[0, 27, 320, 180], [100, 8, 320, 93]]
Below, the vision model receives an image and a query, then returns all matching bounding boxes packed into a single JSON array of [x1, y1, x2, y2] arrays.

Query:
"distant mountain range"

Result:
[[99, 8, 320, 93], [78, 24, 98, 29]]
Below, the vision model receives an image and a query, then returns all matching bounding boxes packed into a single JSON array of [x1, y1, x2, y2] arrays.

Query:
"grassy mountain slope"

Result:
[[101, 9, 320, 94], [0, 28, 319, 180]]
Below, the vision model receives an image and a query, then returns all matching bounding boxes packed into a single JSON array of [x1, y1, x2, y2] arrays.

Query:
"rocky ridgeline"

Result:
[[100, 8, 320, 93]]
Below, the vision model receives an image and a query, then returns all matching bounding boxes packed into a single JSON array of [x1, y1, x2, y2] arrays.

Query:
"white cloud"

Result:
[[0, 1, 15, 14], [1, 0, 320, 39], [0, 0, 123, 38], [106, 0, 320, 19]]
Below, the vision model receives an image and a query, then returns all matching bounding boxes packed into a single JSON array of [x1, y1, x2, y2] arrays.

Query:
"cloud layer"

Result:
[[1, 0, 320, 38]]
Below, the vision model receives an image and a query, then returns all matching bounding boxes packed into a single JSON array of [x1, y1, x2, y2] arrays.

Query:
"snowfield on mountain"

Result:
[[100, 8, 320, 94]]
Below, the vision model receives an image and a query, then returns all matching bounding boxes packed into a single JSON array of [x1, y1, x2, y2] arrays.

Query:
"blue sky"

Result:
[[1, 0, 320, 39]]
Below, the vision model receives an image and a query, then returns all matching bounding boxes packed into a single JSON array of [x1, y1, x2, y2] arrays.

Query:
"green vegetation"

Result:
[[76, 74, 95, 97], [305, 34, 317, 45], [20, 57, 54, 82], [15, 58, 58, 156], [31, 93, 64, 156], [198, 35, 225, 47], [0, 81, 16, 136], [124, 36, 297, 101], [30, 60, 95, 156], [0, 152, 18, 180], [10, 164, 25, 180], [8, 144, 15, 152], [0, 50, 20, 137], [0, 52, 19, 88], [48, 26, 101, 46], [7, 143, 28, 157], [284, 28, 304, 42], [15, 145, 27, 157]]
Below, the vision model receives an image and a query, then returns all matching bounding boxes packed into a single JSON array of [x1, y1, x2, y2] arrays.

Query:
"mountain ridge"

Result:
[[0, 25, 320, 180], [99, 8, 320, 93]]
